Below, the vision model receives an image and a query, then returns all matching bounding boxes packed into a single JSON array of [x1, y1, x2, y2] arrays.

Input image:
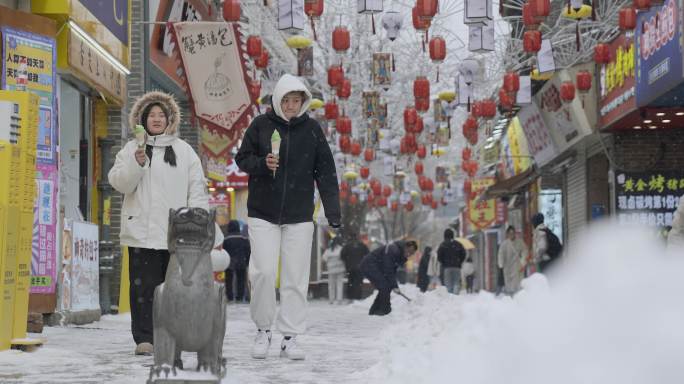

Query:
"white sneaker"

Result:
[[251, 330, 272, 359], [280, 337, 305, 360]]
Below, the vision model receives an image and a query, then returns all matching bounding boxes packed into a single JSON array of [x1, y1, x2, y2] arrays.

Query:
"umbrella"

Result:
[[455, 237, 475, 250]]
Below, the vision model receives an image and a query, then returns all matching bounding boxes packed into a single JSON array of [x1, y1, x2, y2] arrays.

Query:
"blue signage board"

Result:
[[635, 0, 684, 107], [79, 0, 129, 44]]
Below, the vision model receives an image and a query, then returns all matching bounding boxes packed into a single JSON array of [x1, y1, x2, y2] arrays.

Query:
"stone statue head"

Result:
[[167, 207, 216, 286]]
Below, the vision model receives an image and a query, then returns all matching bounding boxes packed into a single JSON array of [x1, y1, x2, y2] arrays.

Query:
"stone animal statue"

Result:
[[149, 207, 226, 381]]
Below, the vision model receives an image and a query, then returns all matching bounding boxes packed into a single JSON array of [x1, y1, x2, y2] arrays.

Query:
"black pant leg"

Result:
[[348, 269, 363, 300], [129, 247, 170, 345], [225, 268, 235, 300], [235, 268, 247, 301]]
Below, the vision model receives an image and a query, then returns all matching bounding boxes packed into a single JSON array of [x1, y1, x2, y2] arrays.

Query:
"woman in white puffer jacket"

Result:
[[108, 91, 212, 356]]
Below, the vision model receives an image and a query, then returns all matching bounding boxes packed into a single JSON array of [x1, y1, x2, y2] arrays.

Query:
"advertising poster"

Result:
[[30, 164, 58, 294], [372, 53, 391, 88], [297, 46, 313, 77], [70, 221, 99, 311], [598, 33, 636, 129], [468, 177, 505, 230]]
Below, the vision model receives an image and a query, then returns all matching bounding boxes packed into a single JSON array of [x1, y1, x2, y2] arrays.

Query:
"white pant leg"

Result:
[[327, 274, 336, 302], [276, 221, 314, 336], [248, 218, 281, 330], [335, 273, 344, 302]]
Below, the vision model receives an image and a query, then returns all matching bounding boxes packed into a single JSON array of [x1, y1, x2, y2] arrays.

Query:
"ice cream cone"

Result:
[[271, 130, 281, 178]]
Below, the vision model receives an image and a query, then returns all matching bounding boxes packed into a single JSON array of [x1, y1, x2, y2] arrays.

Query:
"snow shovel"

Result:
[[393, 290, 412, 302]]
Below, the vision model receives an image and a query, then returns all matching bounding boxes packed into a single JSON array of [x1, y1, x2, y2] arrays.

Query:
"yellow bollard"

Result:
[[118, 247, 131, 313]]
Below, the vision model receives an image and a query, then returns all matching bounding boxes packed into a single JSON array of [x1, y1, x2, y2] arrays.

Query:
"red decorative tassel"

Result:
[[372, 14, 376, 35], [467, 96, 471, 112], [422, 38, 426, 53], [592, 0, 596, 21], [576, 22, 580, 51], [310, 17, 317, 41]]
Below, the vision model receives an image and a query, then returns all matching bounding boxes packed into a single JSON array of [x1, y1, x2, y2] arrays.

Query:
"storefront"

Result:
[[31, 0, 130, 319]]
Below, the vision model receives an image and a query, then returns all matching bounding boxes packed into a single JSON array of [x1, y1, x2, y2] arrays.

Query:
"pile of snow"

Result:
[[354, 223, 684, 384]]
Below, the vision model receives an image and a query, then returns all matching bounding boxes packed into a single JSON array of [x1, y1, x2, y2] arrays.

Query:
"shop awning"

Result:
[[482, 167, 539, 200]]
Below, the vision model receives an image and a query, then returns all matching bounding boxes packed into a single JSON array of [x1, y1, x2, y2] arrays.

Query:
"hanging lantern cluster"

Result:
[[523, 30, 542, 53]]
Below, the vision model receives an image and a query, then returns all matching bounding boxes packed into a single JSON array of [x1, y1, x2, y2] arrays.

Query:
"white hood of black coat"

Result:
[[272, 74, 312, 121]]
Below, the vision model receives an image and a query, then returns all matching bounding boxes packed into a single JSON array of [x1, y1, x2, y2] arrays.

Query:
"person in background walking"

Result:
[[340, 232, 369, 300], [323, 236, 345, 304], [532, 213, 563, 273], [437, 229, 466, 294], [461, 256, 475, 293], [108, 91, 211, 356], [360, 240, 418, 316], [416, 246, 432, 293], [497, 226, 525, 295], [427, 244, 442, 290], [223, 220, 251, 303]]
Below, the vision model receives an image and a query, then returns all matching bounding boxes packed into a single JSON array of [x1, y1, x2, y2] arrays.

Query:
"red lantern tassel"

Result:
[[437, 66, 440, 83], [372, 14, 376, 35], [591, 0, 596, 21], [422, 38, 426, 53], [467, 96, 471, 112], [576, 22, 580, 51]]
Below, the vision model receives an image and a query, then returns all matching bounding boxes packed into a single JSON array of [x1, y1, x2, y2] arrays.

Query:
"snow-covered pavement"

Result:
[[0, 300, 386, 384]]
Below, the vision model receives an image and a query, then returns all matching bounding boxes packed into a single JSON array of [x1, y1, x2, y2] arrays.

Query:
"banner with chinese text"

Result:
[[30, 164, 58, 294], [169, 22, 255, 163], [468, 177, 505, 231], [615, 171, 683, 227]]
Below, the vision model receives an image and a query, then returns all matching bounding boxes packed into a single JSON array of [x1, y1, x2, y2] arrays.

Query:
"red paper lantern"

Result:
[[532, 0, 550, 18], [349, 194, 358, 205], [248, 80, 261, 101], [481, 99, 497, 120], [383, 185, 392, 197], [414, 161, 424, 175], [338, 135, 352, 153], [340, 189, 348, 201], [414, 116, 424, 134], [223, 0, 240, 22], [404, 133, 417, 148], [421, 192, 433, 206], [327, 65, 344, 88], [594, 43, 611, 64], [413, 76, 430, 99], [340, 181, 350, 192], [431, 200, 439, 210], [332, 26, 351, 53], [325, 101, 339, 120], [499, 88, 514, 110], [471, 101, 482, 118], [619, 7, 637, 31], [462, 147, 472, 161], [415, 98, 430, 112], [429, 36, 446, 63], [246, 36, 263, 59], [400, 139, 410, 154], [377, 197, 388, 207], [254, 49, 269, 69], [360, 166, 370, 179], [503, 72, 520, 94], [412, 6, 431, 31], [416, 0, 438, 20], [391, 201, 399, 212], [304, 0, 324, 19], [364, 148, 375, 162], [523, 30, 542, 53], [370, 179, 382, 195], [350, 140, 362, 157], [404, 107, 418, 127], [367, 195, 375, 208], [337, 78, 352, 99], [560, 81, 576, 103], [424, 178, 434, 191], [464, 179, 472, 198], [335, 116, 351, 134], [417, 144, 427, 159], [405, 201, 414, 212], [633, 0, 651, 11], [576, 70, 592, 93], [522, 3, 539, 30]]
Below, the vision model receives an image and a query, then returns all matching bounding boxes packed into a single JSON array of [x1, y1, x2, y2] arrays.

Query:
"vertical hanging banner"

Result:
[[297, 46, 314, 77], [169, 22, 255, 181], [278, 0, 305, 31], [69, 221, 99, 311], [372, 53, 392, 88], [362, 90, 379, 118], [467, 177, 504, 230]]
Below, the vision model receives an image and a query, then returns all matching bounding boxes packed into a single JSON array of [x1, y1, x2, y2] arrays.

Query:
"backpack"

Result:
[[542, 228, 563, 259]]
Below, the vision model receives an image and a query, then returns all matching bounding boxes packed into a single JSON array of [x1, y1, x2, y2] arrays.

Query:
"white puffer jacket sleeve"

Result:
[[108, 141, 146, 194]]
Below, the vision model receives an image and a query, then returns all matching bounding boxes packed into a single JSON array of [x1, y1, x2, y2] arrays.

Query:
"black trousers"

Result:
[[128, 247, 170, 345], [346, 268, 364, 300], [368, 289, 391, 316], [225, 268, 247, 301]]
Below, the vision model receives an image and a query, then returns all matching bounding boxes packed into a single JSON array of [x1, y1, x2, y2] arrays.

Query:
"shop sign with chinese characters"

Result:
[[599, 33, 636, 129], [468, 177, 505, 230], [615, 171, 683, 227], [67, 27, 126, 103]]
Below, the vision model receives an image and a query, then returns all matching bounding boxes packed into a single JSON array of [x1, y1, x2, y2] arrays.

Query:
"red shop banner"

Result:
[[598, 32, 636, 130]]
